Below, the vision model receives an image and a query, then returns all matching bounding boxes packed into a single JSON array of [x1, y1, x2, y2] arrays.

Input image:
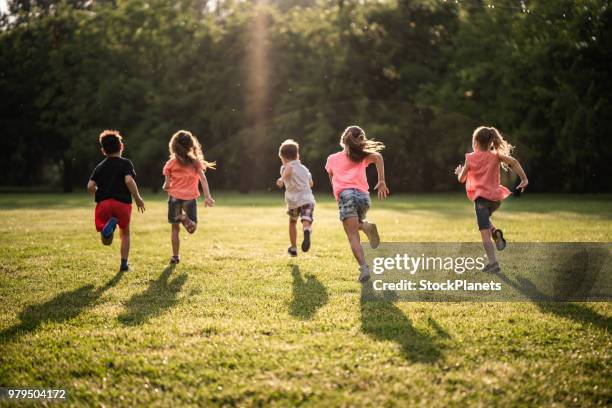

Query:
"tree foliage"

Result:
[[0, 0, 609, 192]]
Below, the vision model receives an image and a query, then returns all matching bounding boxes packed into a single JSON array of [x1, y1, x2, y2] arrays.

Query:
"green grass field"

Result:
[[1, 193, 611, 406]]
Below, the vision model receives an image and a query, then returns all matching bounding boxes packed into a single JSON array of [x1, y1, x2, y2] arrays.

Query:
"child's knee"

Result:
[[289, 218, 298, 225]]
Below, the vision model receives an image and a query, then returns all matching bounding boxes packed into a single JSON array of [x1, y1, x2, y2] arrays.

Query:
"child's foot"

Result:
[[119, 259, 129, 272], [362, 222, 380, 249], [170, 256, 180, 265], [287, 247, 298, 257], [358, 264, 371, 282], [492, 228, 506, 250], [301, 229, 311, 252], [101, 217, 118, 245], [482, 262, 500, 273]]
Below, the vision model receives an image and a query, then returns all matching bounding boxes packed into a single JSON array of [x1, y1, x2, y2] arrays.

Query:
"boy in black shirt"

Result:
[[87, 130, 145, 271]]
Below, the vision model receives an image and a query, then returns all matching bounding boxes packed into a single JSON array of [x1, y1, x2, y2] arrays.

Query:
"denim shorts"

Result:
[[287, 202, 315, 223], [168, 196, 198, 224], [338, 189, 370, 222], [474, 197, 500, 230]]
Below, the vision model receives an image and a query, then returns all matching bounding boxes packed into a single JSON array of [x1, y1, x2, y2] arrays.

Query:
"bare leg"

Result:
[[480, 229, 497, 264], [171, 224, 180, 257], [289, 219, 297, 249], [302, 220, 312, 231], [120, 225, 130, 260], [342, 216, 365, 266]]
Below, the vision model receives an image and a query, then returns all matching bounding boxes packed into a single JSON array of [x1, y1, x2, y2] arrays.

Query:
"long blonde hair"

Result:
[[169, 130, 215, 169], [473, 126, 513, 171], [340, 125, 385, 162]]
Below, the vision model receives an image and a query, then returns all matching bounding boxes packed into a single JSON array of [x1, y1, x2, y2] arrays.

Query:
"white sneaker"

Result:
[[358, 264, 371, 282]]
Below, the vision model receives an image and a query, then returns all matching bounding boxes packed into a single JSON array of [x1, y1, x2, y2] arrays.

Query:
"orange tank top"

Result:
[[465, 150, 511, 202]]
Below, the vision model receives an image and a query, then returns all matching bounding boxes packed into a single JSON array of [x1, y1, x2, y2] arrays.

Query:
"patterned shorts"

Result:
[[338, 188, 370, 222], [287, 203, 315, 223], [168, 196, 198, 224]]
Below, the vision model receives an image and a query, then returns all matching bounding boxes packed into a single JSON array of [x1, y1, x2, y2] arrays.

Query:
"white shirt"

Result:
[[281, 160, 316, 209]]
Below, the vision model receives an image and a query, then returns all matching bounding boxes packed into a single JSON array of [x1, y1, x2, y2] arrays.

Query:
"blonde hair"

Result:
[[340, 125, 385, 162], [473, 126, 513, 171], [169, 130, 215, 169]]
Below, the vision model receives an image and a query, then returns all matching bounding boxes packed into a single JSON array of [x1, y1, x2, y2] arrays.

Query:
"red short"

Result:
[[95, 199, 132, 232]]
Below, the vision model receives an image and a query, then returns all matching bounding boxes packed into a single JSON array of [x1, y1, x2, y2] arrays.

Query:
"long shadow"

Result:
[[289, 265, 328, 320], [360, 285, 444, 363], [118, 265, 187, 326], [0, 269, 125, 343], [498, 273, 612, 332]]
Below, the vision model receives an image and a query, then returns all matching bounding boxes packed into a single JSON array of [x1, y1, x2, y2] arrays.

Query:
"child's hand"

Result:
[[517, 178, 529, 192], [375, 180, 389, 199], [204, 197, 215, 207], [135, 196, 146, 213], [454, 164, 464, 175], [276, 178, 284, 188]]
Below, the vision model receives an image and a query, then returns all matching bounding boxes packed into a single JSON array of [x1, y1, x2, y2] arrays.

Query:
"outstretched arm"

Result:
[[125, 175, 145, 212], [366, 152, 389, 199], [199, 170, 215, 206], [499, 154, 529, 191]]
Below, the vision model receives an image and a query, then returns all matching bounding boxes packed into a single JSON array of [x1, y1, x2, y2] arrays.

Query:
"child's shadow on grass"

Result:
[[118, 265, 187, 326], [360, 285, 444, 363], [0, 269, 125, 343], [289, 265, 329, 320]]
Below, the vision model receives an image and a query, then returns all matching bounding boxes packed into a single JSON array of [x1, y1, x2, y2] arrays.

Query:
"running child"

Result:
[[325, 126, 389, 282], [87, 130, 146, 272], [162, 130, 215, 264], [455, 126, 528, 273], [276, 139, 316, 257]]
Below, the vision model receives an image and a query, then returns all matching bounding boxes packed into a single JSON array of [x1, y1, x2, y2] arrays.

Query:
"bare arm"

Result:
[[365, 152, 389, 199], [276, 166, 292, 188], [499, 154, 529, 191], [455, 160, 468, 183], [162, 175, 170, 191], [125, 175, 145, 212], [199, 170, 215, 206], [87, 180, 97, 195]]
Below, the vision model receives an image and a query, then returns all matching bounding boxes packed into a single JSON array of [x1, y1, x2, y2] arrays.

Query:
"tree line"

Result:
[[1, 0, 610, 193]]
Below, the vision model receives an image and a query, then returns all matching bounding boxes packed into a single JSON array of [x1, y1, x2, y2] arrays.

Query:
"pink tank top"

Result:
[[465, 150, 511, 202]]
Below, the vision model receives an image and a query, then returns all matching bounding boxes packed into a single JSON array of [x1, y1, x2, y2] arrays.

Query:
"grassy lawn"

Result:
[[0, 192, 611, 406]]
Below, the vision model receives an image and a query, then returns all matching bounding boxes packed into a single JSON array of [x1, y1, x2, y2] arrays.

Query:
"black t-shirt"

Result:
[[90, 157, 137, 204]]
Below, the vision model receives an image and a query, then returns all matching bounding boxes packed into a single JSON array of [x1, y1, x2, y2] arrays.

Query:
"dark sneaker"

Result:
[[119, 262, 130, 272], [492, 229, 507, 251], [358, 264, 371, 282], [301, 230, 311, 252], [102, 217, 118, 239], [170, 256, 180, 265], [482, 262, 500, 273], [288, 247, 298, 257]]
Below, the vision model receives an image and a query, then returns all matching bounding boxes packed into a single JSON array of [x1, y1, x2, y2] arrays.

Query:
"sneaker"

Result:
[[358, 264, 371, 282], [102, 217, 118, 239], [482, 262, 500, 273], [492, 229, 506, 251], [301, 229, 311, 252], [170, 256, 180, 265], [362, 222, 380, 249], [287, 247, 298, 257], [119, 261, 130, 272]]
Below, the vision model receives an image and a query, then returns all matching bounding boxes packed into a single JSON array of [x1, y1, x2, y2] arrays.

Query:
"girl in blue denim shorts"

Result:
[[325, 126, 389, 282]]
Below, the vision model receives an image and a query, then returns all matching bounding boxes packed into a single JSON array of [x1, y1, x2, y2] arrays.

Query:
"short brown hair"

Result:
[[99, 130, 123, 155], [279, 139, 299, 160]]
